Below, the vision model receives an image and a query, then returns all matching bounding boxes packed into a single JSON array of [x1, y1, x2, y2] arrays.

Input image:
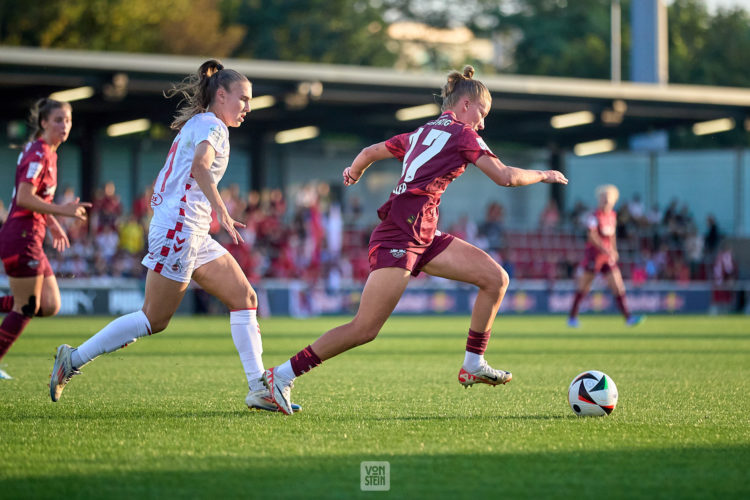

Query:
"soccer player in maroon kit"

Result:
[[0, 98, 91, 380], [567, 184, 643, 327], [263, 66, 569, 414]]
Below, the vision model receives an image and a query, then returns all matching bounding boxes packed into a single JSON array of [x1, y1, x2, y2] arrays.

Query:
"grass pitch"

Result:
[[1, 315, 748, 499]]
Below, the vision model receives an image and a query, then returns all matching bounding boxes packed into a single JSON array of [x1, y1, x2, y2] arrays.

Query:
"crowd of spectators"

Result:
[[0, 184, 740, 288], [463, 193, 738, 286]]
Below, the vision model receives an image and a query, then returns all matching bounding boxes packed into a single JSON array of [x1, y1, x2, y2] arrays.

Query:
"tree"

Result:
[[223, 0, 396, 66], [0, 0, 245, 57], [669, 0, 750, 87]]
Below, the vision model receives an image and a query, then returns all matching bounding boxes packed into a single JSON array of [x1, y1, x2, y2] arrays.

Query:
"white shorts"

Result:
[[141, 225, 228, 283]]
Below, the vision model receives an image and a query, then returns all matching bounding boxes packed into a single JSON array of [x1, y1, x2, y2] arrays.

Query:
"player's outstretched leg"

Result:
[[49, 344, 81, 402]]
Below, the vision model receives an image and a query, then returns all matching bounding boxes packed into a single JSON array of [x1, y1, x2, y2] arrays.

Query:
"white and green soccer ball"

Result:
[[568, 370, 618, 416]]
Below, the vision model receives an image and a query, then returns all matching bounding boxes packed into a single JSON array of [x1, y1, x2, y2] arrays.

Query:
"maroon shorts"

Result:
[[0, 234, 53, 278], [580, 247, 618, 274], [368, 232, 455, 277]]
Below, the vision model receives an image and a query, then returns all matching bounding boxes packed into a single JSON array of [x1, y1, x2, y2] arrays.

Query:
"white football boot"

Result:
[[49, 344, 81, 402], [261, 367, 294, 415], [458, 359, 512, 388], [0, 367, 12, 380], [245, 386, 301, 413]]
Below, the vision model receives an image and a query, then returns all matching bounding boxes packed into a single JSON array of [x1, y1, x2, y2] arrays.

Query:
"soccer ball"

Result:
[[568, 370, 618, 416]]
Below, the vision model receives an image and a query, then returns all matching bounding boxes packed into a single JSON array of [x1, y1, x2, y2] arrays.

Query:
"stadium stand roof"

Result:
[[2, 46, 750, 149]]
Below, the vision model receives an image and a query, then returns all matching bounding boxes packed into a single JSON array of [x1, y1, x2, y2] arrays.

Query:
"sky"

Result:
[[697, 0, 750, 12]]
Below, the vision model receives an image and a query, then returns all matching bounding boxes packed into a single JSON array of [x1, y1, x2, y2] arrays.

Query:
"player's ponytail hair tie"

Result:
[[165, 59, 249, 130], [440, 64, 490, 112]]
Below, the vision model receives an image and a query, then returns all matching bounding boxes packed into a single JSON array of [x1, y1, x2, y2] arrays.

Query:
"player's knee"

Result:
[[477, 264, 509, 298], [147, 316, 170, 334], [37, 303, 60, 318], [20, 295, 38, 318], [497, 266, 510, 292], [358, 328, 379, 345], [350, 318, 380, 345], [228, 281, 257, 310]]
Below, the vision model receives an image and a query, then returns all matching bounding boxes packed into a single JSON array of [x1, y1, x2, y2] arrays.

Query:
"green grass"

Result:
[[1, 315, 749, 499]]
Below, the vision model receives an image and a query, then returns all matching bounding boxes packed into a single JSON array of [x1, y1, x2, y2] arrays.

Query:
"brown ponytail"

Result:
[[165, 59, 249, 130], [440, 65, 490, 112], [27, 98, 71, 143]]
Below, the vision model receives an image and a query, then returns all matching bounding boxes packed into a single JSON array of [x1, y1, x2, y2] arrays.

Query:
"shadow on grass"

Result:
[[1, 446, 747, 499]]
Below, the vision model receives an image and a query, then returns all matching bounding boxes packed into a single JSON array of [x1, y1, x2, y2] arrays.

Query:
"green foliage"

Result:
[[0, 0, 245, 56], [669, 0, 750, 87], [1, 315, 749, 498], [476, 0, 617, 79], [1, 0, 748, 86], [223, 0, 396, 65]]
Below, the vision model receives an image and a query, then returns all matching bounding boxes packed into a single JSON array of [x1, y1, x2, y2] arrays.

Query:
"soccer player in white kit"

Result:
[[49, 59, 298, 412]]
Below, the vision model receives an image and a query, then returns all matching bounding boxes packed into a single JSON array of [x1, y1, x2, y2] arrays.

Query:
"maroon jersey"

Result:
[[585, 209, 616, 254], [1, 139, 57, 239], [371, 111, 496, 249]]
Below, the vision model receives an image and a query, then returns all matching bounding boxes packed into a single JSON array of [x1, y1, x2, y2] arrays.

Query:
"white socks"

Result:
[[70, 309, 266, 392], [72, 311, 152, 368], [275, 360, 295, 382], [230, 309, 265, 391], [463, 351, 483, 372]]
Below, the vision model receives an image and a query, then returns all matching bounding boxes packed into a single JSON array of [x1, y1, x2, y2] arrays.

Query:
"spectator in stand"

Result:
[[478, 202, 505, 256], [131, 185, 154, 225], [704, 215, 721, 257], [645, 203, 661, 226], [92, 181, 122, 232], [569, 199, 589, 232], [95, 225, 119, 263], [539, 199, 560, 231], [684, 223, 705, 279], [627, 193, 646, 224], [711, 240, 737, 312], [118, 214, 145, 255]]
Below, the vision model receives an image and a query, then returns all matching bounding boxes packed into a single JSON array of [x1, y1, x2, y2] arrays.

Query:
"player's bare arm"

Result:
[[46, 214, 71, 253], [15, 182, 90, 220], [343, 142, 395, 186], [474, 155, 568, 187], [190, 140, 245, 244]]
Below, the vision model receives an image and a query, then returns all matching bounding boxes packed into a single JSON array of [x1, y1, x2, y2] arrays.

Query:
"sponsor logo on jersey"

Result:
[[208, 126, 224, 146], [151, 193, 163, 207], [406, 215, 416, 224], [28, 259, 39, 269], [389, 249, 406, 259], [27, 161, 43, 179], [476, 137, 492, 153], [42, 185, 57, 197]]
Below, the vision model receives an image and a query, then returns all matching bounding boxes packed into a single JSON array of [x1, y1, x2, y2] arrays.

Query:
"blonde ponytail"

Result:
[[440, 65, 490, 112]]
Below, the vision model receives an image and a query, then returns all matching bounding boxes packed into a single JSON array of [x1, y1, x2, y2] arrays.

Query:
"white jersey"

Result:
[[150, 112, 230, 234]]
